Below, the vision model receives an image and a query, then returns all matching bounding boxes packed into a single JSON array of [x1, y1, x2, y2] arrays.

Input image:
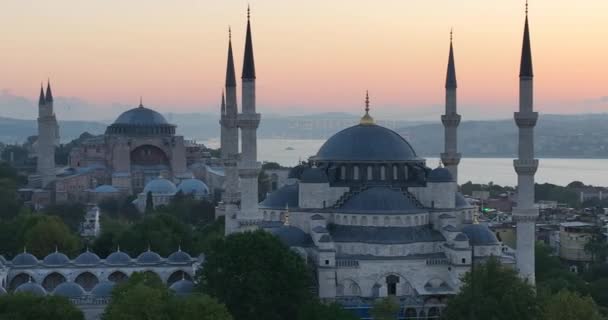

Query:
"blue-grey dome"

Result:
[[340, 187, 426, 214], [12, 252, 38, 266], [312, 124, 418, 162], [428, 167, 454, 183], [91, 281, 115, 297], [167, 250, 192, 264], [169, 279, 194, 296], [94, 185, 119, 193], [113, 106, 169, 126], [143, 178, 177, 195], [105, 250, 131, 265], [136, 250, 162, 265], [454, 233, 469, 242], [53, 282, 85, 298], [259, 183, 299, 209], [74, 251, 101, 266], [455, 193, 473, 208], [177, 179, 209, 196], [462, 223, 499, 245], [270, 226, 313, 247], [43, 251, 70, 266], [15, 282, 46, 296], [300, 168, 328, 183]]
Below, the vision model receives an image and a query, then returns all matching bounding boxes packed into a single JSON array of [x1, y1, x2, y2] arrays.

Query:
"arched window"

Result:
[[108, 271, 129, 283], [340, 166, 346, 180], [380, 166, 386, 180], [384, 216, 390, 226], [75, 272, 99, 291], [386, 275, 400, 296], [361, 216, 368, 226], [9, 273, 31, 291], [367, 166, 373, 180], [393, 165, 398, 180], [353, 166, 359, 180], [351, 216, 358, 225], [42, 272, 66, 291], [404, 165, 409, 180]]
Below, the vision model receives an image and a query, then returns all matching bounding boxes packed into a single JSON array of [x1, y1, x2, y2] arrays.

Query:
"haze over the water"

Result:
[[1, 0, 607, 121]]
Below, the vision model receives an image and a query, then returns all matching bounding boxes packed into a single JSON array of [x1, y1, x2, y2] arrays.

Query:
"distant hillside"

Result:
[[0, 117, 107, 143]]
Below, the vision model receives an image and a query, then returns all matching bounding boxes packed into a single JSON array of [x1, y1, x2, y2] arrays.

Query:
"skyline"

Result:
[[1, 0, 607, 120]]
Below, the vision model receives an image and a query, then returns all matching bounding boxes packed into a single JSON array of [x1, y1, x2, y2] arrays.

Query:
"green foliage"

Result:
[[535, 183, 579, 207], [103, 272, 231, 320], [156, 195, 215, 226], [98, 196, 140, 222], [371, 296, 400, 320], [536, 242, 589, 295], [584, 231, 608, 263], [459, 181, 514, 197], [145, 192, 153, 214], [0, 161, 25, 220], [444, 258, 538, 320], [197, 230, 312, 320], [1, 145, 30, 167], [589, 278, 608, 310], [262, 161, 283, 170], [297, 301, 358, 320], [540, 289, 601, 320], [43, 203, 87, 232], [0, 293, 84, 320], [23, 215, 82, 257]]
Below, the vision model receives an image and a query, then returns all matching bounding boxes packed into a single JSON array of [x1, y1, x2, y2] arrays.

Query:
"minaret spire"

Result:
[[38, 83, 45, 106], [520, 1, 533, 78], [441, 29, 461, 181], [226, 27, 236, 87], [445, 29, 457, 89], [45, 80, 53, 103], [221, 91, 226, 115], [242, 6, 256, 80]]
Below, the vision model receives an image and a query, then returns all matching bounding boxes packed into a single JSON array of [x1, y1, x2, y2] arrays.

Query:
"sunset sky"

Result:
[[0, 0, 607, 120]]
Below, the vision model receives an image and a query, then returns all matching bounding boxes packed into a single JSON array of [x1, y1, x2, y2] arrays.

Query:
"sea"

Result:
[[201, 138, 607, 187]]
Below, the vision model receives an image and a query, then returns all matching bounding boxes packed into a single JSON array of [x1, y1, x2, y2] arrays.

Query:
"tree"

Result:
[[116, 213, 195, 256], [43, 203, 87, 232], [589, 278, 608, 309], [443, 258, 538, 320], [584, 231, 608, 263], [145, 191, 154, 214], [536, 242, 588, 295], [23, 215, 81, 257], [371, 297, 400, 320], [197, 230, 312, 320], [541, 289, 601, 320], [297, 301, 359, 320], [168, 294, 232, 320], [0, 293, 84, 320]]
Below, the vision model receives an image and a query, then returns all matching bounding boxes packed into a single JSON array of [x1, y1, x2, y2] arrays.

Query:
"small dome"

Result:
[[113, 106, 169, 126], [143, 178, 177, 195], [169, 279, 194, 296], [94, 185, 119, 193], [454, 233, 469, 242], [312, 124, 418, 162], [300, 168, 328, 183], [15, 282, 46, 296], [91, 281, 115, 297], [177, 179, 209, 196], [53, 282, 85, 298], [270, 226, 313, 248], [12, 252, 38, 266], [136, 250, 162, 265], [105, 250, 131, 265], [428, 167, 454, 183], [74, 251, 101, 266], [259, 184, 299, 210], [43, 251, 70, 266], [168, 249, 192, 264], [462, 223, 499, 245]]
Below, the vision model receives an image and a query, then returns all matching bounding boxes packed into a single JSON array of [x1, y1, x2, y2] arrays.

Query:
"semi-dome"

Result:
[[12, 252, 38, 266], [270, 226, 313, 247], [113, 105, 169, 126], [91, 281, 115, 297], [168, 249, 192, 264], [53, 282, 85, 298], [94, 185, 119, 193], [259, 183, 299, 209], [428, 167, 454, 183], [169, 279, 194, 296], [136, 250, 162, 265], [15, 282, 46, 296], [43, 251, 70, 266], [74, 251, 101, 266], [340, 187, 426, 213], [143, 178, 177, 195], [462, 223, 499, 245], [312, 124, 418, 162], [106, 250, 131, 265], [177, 179, 209, 196]]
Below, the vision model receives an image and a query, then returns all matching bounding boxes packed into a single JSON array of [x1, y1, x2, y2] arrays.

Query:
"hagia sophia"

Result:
[[3, 5, 539, 320]]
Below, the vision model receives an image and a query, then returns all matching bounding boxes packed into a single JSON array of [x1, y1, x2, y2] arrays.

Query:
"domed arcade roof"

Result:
[[113, 105, 169, 126], [43, 251, 70, 266], [168, 249, 192, 264], [106, 250, 131, 265], [74, 250, 101, 266], [169, 279, 194, 296], [177, 179, 209, 196], [91, 281, 115, 297], [311, 124, 418, 162], [15, 282, 46, 296], [143, 178, 177, 195], [12, 252, 38, 266], [136, 250, 162, 265], [53, 282, 85, 298]]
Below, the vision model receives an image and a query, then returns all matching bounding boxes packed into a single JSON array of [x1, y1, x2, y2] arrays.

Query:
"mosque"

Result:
[[15, 4, 540, 320]]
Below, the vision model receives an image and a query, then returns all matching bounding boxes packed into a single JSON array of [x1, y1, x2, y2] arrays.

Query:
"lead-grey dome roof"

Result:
[[74, 251, 101, 266], [340, 187, 425, 214], [15, 282, 46, 296], [12, 252, 38, 266], [167, 249, 192, 264], [270, 226, 313, 247], [94, 185, 119, 193], [428, 167, 454, 183], [312, 124, 418, 162], [177, 179, 209, 196], [113, 106, 169, 126], [169, 279, 194, 296], [43, 251, 70, 266], [91, 281, 115, 297], [136, 250, 162, 265], [53, 282, 85, 298], [143, 178, 177, 195], [462, 223, 499, 245], [106, 250, 131, 265], [259, 183, 299, 209]]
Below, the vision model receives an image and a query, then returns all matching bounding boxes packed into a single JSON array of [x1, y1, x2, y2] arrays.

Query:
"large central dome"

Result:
[[312, 124, 418, 162], [113, 105, 169, 126]]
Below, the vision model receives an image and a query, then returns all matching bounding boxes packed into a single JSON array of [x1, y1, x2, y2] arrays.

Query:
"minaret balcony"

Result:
[[440, 153, 461, 166], [441, 114, 461, 127], [220, 118, 238, 128], [513, 159, 538, 175], [514, 112, 538, 128], [237, 113, 261, 129]]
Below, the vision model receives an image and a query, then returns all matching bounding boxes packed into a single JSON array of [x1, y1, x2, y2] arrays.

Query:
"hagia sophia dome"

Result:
[[106, 103, 176, 135]]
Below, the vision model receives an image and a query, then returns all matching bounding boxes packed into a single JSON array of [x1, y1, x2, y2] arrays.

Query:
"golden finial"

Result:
[[525, 0, 528, 16], [450, 27, 453, 42], [228, 26, 232, 41], [247, 4, 250, 20], [360, 90, 375, 125], [283, 204, 290, 226]]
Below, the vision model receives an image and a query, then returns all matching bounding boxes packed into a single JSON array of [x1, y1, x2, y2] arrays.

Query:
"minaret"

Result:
[[441, 30, 461, 182], [37, 81, 58, 188], [236, 6, 262, 229], [220, 27, 242, 235], [514, 2, 538, 285]]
